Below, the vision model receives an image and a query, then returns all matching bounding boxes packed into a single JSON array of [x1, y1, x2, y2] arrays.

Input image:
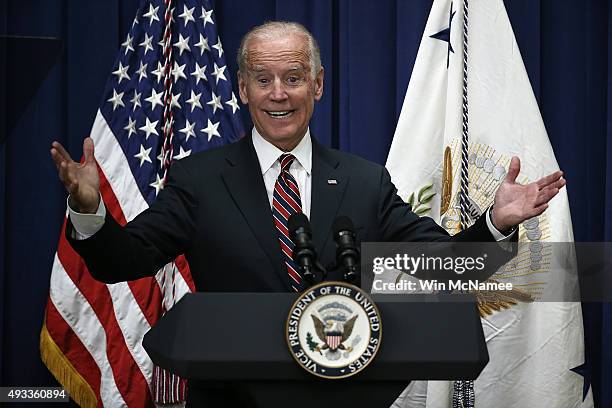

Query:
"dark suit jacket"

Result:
[[67, 135, 495, 291]]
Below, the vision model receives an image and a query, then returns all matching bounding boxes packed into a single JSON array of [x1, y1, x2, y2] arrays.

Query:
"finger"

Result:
[[58, 160, 75, 184], [66, 167, 80, 195], [58, 162, 77, 194], [536, 171, 563, 189], [50, 148, 66, 170], [83, 137, 95, 165], [535, 187, 559, 207], [57, 161, 68, 184], [539, 177, 566, 192], [51, 141, 74, 163], [530, 203, 549, 218], [505, 156, 520, 183]]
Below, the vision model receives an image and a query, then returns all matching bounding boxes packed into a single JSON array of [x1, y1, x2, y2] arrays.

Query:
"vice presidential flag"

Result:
[[40, 1, 243, 406], [387, 0, 593, 407]]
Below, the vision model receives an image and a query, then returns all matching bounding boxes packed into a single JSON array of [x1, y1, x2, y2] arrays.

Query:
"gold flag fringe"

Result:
[[40, 320, 98, 408]]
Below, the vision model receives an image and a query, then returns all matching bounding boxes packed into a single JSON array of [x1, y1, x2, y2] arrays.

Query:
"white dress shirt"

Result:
[[251, 127, 312, 218], [68, 128, 511, 241]]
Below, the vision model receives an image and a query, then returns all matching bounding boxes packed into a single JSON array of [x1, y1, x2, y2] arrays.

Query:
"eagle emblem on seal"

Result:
[[311, 314, 358, 354], [310, 302, 359, 354]]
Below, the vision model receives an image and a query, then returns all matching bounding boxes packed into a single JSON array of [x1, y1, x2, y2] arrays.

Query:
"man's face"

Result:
[[238, 34, 324, 151]]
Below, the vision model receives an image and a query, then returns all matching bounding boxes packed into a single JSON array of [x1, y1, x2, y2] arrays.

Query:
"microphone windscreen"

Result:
[[332, 216, 354, 236], [288, 213, 311, 234]]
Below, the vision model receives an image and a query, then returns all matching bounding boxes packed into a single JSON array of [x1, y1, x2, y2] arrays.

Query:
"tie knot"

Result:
[[279, 154, 295, 172]]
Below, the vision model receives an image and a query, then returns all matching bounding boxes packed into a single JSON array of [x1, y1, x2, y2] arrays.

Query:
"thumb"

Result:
[[505, 156, 520, 183], [83, 137, 95, 165]]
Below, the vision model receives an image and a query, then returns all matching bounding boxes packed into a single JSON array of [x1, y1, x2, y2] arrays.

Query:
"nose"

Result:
[[269, 78, 288, 102]]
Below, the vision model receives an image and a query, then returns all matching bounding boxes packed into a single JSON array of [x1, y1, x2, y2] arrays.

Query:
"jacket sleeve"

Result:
[[66, 160, 198, 283]]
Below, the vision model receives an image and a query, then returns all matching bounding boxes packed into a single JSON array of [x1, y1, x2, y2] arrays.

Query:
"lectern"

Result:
[[143, 293, 487, 407]]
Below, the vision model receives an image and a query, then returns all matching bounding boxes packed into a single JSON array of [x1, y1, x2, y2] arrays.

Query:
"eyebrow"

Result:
[[287, 66, 306, 72]]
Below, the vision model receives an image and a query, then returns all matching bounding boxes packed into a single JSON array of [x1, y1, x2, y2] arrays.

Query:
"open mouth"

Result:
[[265, 110, 295, 119]]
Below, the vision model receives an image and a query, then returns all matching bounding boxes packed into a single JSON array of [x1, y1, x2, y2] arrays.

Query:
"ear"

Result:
[[237, 71, 249, 104], [313, 67, 324, 101]]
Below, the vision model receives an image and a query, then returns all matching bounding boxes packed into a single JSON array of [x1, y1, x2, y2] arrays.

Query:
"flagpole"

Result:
[[459, 0, 470, 232], [160, 0, 175, 182], [455, 0, 476, 407], [152, 0, 188, 404]]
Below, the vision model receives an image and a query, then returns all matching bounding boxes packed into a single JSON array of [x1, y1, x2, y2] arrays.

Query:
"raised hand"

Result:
[[50, 137, 100, 214], [491, 156, 565, 232]]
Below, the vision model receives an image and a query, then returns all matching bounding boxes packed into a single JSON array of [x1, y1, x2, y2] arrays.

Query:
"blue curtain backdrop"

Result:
[[1, 0, 610, 406]]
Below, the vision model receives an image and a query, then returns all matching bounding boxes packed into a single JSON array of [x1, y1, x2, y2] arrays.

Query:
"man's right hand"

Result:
[[50, 137, 100, 214]]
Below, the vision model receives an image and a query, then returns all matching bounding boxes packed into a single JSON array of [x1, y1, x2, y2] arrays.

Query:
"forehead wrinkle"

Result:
[[246, 49, 310, 69]]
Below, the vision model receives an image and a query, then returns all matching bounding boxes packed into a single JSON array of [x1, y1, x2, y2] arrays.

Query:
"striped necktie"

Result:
[[272, 154, 303, 292]]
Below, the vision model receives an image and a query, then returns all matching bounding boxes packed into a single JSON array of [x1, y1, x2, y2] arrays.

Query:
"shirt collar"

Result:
[[251, 127, 312, 175]]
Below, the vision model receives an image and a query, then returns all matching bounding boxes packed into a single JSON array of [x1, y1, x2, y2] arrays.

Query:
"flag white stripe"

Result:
[[106, 283, 153, 389], [90, 111, 148, 221], [155, 264, 192, 309], [49, 255, 127, 408], [170, 272, 191, 302]]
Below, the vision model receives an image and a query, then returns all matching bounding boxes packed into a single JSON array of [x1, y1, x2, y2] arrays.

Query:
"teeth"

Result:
[[267, 111, 291, 117]]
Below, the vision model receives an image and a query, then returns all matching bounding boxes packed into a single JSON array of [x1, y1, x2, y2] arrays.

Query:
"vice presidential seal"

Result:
[[285, 281, 382, 379]]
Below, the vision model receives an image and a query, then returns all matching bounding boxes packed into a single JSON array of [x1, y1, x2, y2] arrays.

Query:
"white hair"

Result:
[[237, 21, 321, 79]]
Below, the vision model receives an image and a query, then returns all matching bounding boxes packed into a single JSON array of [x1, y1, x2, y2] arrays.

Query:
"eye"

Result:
[[286, 74, 305, 86], [255, 76, 271, 86]]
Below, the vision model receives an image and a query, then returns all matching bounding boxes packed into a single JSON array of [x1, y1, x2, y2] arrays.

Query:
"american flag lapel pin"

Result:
[[327, 179, 338, 185]]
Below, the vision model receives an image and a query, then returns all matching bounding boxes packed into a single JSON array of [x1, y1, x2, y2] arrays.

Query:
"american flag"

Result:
[[41, 0, 243, 406]]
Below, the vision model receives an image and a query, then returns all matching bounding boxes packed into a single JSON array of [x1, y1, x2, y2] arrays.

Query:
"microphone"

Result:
[[332, 216, 360, 283], [288, 213, 317, 285]]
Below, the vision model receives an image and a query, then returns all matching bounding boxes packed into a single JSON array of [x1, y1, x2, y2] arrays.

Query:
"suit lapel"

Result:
[[220, 137, 292, 290], [310, 140, 350, 256]]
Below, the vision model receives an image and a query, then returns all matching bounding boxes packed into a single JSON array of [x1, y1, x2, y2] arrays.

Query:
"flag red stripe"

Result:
[[96, 162, 127, 225], [45, 300, 104, 407], [57, 222, 153, 408], [127, 280, 163, 326], [174, 255, 196, 292]]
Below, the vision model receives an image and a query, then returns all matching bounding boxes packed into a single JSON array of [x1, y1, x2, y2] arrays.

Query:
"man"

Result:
[[50, 21, 563, 291], [50, 20, 564, 407]]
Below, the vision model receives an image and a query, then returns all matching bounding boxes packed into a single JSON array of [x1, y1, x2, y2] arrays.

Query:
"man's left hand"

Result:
[[491, 156, 566, 232]]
